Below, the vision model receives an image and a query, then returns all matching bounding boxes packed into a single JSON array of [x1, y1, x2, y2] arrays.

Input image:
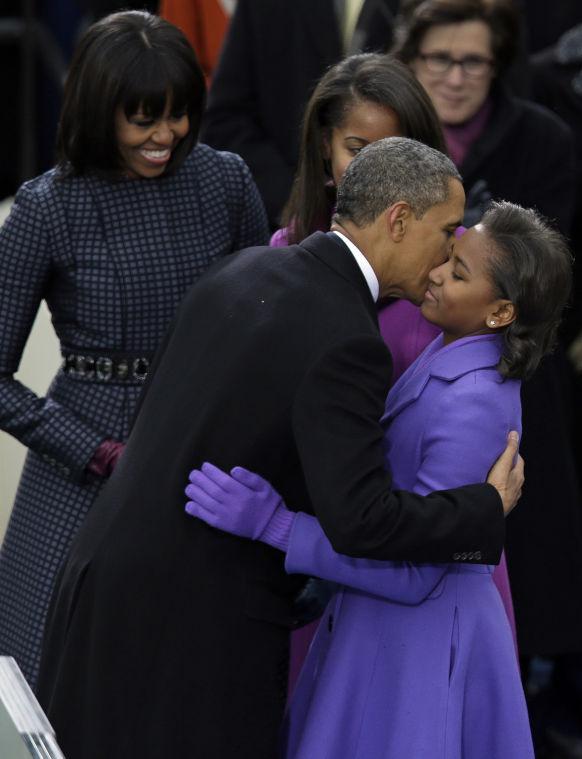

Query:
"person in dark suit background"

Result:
[[201, 0, 400, 227], [37, 137, 523, 759]]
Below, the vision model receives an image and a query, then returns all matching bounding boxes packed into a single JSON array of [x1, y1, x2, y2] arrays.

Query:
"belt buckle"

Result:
[[131, 357, 149, 382], [95, 356, 113, 381]]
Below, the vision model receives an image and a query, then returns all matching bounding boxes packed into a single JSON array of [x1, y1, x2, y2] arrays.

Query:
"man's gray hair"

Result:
[[335, 136, 462, 226]]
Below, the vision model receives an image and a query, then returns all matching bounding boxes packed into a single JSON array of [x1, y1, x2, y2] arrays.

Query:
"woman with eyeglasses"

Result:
[[394, 0, 582, 738], [394, 0, 575, 230]]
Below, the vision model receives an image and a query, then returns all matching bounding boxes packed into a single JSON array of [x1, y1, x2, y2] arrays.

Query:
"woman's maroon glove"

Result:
[[87, 440, 125, 477]]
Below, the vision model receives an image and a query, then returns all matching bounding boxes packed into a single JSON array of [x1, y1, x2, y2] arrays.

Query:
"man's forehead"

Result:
[[442, 179, 465, 220]]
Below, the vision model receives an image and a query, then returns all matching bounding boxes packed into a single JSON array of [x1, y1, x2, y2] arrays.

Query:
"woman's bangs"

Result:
[[121, 53, 197, 119]]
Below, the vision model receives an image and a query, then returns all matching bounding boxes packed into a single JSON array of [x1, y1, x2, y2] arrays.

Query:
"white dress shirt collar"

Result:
[[332, 230, 379, 302]]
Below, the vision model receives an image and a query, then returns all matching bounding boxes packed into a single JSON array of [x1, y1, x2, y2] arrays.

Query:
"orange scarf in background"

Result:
[[159, 0, 234, 86]]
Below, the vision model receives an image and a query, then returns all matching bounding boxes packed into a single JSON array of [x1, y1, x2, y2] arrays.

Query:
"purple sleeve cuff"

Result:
[[259, 505, 295, 551], [269, 227, 290, 247]]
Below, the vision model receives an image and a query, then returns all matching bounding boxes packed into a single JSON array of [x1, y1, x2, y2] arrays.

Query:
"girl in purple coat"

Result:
[[185, 201, 572, 758]]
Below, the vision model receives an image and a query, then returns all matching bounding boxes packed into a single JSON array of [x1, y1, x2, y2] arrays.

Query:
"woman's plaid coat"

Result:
[[0, 144, 268, 687]]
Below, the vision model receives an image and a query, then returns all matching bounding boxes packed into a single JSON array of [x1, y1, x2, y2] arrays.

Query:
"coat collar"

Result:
[[383, 333, 504, 422], [299, 231, 378, 323]]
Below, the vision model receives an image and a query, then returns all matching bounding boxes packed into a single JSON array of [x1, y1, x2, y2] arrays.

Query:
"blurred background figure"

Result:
[[394, 0, 574, 228], [0, 9, 267, 691], [201, 0, 400, 228], [530, 22, 582, 345], [159, 0, 235, 86], [529, 20, 582, 759], [394, 2, 582, 757], [520, 0, 582, 58]]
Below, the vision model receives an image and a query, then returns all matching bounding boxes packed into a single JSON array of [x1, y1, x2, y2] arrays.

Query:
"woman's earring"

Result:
[[489, 319, 496, 327]]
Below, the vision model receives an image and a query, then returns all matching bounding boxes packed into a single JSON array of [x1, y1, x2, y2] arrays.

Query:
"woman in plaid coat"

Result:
[[0, 10, 268, 689]]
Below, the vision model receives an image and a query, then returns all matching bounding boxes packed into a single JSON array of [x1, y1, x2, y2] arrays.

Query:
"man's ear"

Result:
[[387, 201, 412, 242], [485, 300, 516, 330]]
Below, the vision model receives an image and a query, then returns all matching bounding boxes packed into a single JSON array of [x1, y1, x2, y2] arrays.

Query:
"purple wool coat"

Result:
[[281, 334, 533, 759]]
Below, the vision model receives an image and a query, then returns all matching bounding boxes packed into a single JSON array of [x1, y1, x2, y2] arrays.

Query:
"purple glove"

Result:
[[184, 463, 295, 550]]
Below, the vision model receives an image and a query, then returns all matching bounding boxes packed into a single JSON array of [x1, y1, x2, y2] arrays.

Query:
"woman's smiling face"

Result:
[[115, 99, 189, 179], [411, 20, 495, 125], [421, 225, 510, 343]]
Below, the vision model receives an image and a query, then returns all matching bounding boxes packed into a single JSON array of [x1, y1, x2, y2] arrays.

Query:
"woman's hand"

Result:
[[87, 440, 125, 478], [185, 462, 287, 540]]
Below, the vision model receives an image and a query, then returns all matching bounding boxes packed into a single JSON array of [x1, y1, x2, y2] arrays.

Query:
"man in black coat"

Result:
[[37, 138, 522, 759]]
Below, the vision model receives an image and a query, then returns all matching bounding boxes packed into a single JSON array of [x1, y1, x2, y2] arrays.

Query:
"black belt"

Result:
[[62, 350, 154, 383]]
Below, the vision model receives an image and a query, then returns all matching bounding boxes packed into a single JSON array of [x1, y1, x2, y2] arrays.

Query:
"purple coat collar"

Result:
[[384, 333, 504, 422]]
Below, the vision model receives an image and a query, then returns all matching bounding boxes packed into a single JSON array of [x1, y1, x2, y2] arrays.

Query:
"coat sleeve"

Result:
[[0, 184, 105, 482], [292, 335, 505, 563], [285, 512, 447, 604], [200, 0, 295, 225]]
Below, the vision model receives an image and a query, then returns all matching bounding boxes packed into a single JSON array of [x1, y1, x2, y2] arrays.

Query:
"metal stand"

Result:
[[0, 657, 65, 758]]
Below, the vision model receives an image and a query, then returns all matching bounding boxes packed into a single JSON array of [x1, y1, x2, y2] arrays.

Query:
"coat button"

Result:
[[453, 552, 461, 560]]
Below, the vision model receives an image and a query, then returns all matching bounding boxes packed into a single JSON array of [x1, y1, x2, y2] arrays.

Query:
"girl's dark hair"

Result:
[[57, 10, 206, 177], [393, 0, 520, 76], [282, 53, 446, 244], [481, 201, 573, 380]]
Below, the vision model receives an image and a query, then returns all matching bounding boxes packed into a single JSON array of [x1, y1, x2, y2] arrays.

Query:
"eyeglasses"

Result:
[[417, 52, 494, 78]]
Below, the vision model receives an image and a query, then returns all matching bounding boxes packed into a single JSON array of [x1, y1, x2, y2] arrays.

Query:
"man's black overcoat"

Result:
[[37, 232, 504, 758]]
